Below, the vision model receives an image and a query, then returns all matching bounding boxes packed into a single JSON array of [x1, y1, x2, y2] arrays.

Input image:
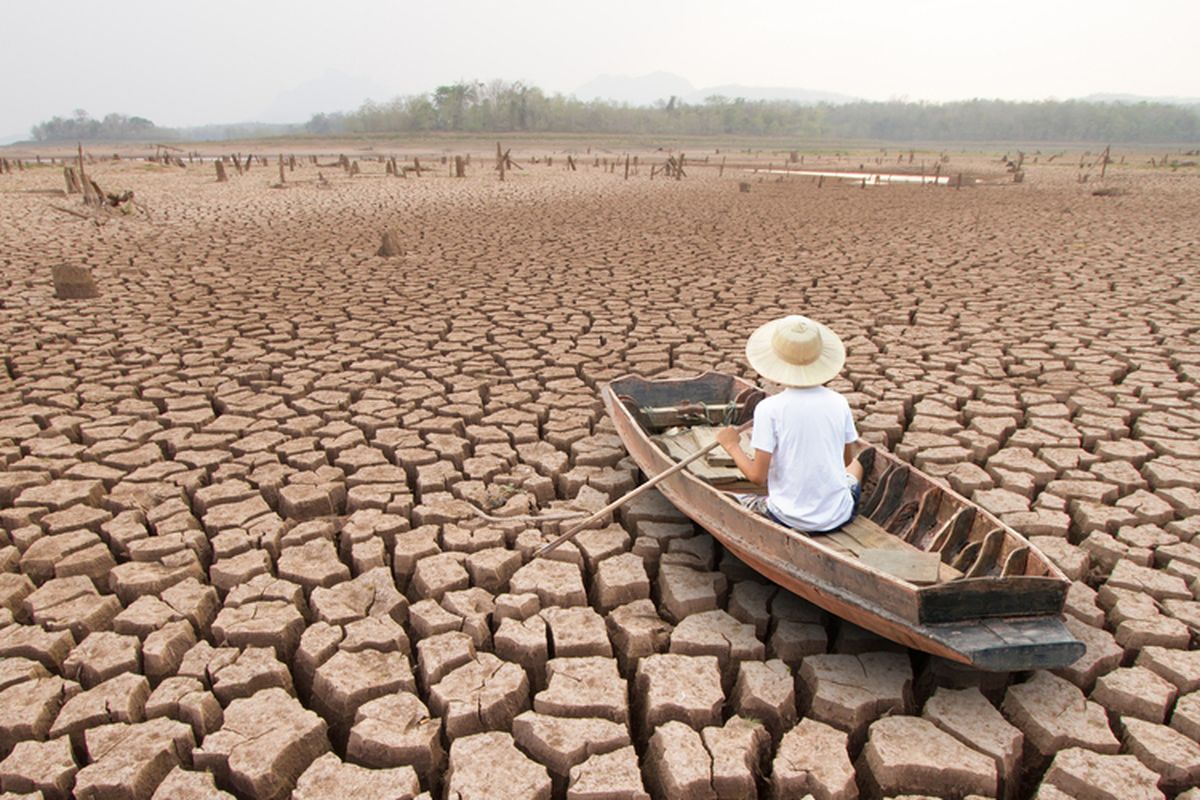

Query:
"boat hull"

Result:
[[606, 372, 1084, 671]]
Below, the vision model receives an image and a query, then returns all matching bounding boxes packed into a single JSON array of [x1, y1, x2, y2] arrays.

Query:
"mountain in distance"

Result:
[[573, 71, 856, 106], [573, 71, 697, 106], [688, 83, 857, 104], [1082, 93, 1200, 107], [258, 69, 394, 123]]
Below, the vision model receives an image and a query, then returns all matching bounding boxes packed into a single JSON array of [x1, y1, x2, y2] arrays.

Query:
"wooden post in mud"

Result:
[[624, 154, 630, 180], [63, 166, 81, 194], [454, 156, 466, 178], [278, 158, 286, 185], [77, 144, 100, 206], [1100, 145, 1111, 180], [215, 160, 227, 182], [676, 153, 685, 180], [719, 156, 726, 177], [497, 142, 505, 182], [566, 155, 576, 171]]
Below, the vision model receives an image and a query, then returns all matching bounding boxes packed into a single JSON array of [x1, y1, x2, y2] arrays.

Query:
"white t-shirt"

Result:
[[750, 386, 859, 532]]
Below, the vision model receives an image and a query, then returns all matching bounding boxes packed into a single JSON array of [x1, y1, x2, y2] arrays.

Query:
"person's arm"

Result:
[[844, 443, 853, 467], [715, 427, 772, 485]]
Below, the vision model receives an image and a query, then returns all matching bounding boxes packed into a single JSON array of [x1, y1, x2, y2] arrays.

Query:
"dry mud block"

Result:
[[0, 675, 80, 753], [511, 711, 630, 784], [292, 752, 420, 800], [74, 718, 193, 800], [670, 609, 765, 686], [509, 558, 587, 607], [799, 651, 913, 747], [593, 552, 651, 612], [731, 659, 796, 742], [50, 264, 100, 300], [310, 648, 415, 742], [0, 735, 76, 800], [429, 652, 529, 739], [444, 731, 551, 800], [857, 715, 996, 799], [48, 672, 150, 746], [210, 601, 305, 660], [1037, 747, 1164, 800], [923, 686, 1023, 800], [1120, 716, 1200, 795], [193, 687, 330, 800], [535, 657, 628, 725], [150, 766, 236, 799], [1136, 645, 1200, 695], [1054, 615, 1123, 692], [606, 599, 672, 676], [769, 717, 856, 800], [62, 631, 140, 689], [657, 564, 728, 623], [642, 716, 768, 800], [346, 692, 443, 785], [643, 720, 713, 799], [541, 605, 613, 658], [1001, 670, 1119, 770], [635, 653, 723, 732], [566, 745, 648, 800], [1090, 665, 1176, 722], [143, 677, 222, 742], [702, 716, 770, 799]]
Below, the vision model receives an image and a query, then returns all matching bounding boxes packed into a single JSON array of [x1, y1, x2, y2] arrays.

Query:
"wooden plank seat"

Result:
[[821, 517, 962, 585]]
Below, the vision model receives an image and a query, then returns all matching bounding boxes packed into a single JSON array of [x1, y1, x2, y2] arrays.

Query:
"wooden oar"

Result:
[[534, 420, 753, 559]]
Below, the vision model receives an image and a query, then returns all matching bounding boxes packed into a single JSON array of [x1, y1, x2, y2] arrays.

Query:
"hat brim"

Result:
[[745, 315, 846, 387]]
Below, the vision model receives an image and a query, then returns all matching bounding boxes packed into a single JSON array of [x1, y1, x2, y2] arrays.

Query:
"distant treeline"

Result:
[[30, 110, 295, 143], [308, 81, 1200, 142], [31, 110, 159, 142], [29, 83, 1200, 143]]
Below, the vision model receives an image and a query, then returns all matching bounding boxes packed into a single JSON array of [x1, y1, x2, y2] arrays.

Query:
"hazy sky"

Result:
[[4, 0, 1197, 137]]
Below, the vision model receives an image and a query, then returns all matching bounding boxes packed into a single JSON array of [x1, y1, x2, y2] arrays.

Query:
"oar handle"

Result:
[[533, 420, 753, 559]]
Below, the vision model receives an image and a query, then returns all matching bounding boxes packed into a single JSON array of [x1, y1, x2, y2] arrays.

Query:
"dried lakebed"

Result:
[[0, 148, 1198, 799]]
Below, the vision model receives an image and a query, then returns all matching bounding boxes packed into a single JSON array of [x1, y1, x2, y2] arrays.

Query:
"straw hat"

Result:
[[745, 315, 846, 387]]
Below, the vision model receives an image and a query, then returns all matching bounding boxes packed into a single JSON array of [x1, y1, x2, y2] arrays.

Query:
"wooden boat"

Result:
[[606, 371, 1084, 672]]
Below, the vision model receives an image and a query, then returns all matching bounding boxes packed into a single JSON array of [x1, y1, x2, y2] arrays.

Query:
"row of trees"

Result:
[[31, 109, 160, 141], [29, 84, 1200, 143], [308, 80, 1200, 142]]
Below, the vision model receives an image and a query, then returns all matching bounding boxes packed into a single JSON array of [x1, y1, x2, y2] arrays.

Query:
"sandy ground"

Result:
[[0, 141, 1198, 799]]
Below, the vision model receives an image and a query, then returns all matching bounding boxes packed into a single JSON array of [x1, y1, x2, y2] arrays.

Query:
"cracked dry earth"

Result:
[[0, 148, 1198, 800]]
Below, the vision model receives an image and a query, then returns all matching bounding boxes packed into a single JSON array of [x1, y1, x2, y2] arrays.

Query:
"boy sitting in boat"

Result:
[[715, 314, 866, 533]]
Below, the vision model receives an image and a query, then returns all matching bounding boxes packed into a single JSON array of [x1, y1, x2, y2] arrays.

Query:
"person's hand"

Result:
[[715, 426, 741, 451]]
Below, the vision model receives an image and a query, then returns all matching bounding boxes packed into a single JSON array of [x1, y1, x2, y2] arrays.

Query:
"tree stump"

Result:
[[51, 265, 100, 300], [215, 160, 227, 182], [377, 231, 404, 258], [64, 167, 81, 194]]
